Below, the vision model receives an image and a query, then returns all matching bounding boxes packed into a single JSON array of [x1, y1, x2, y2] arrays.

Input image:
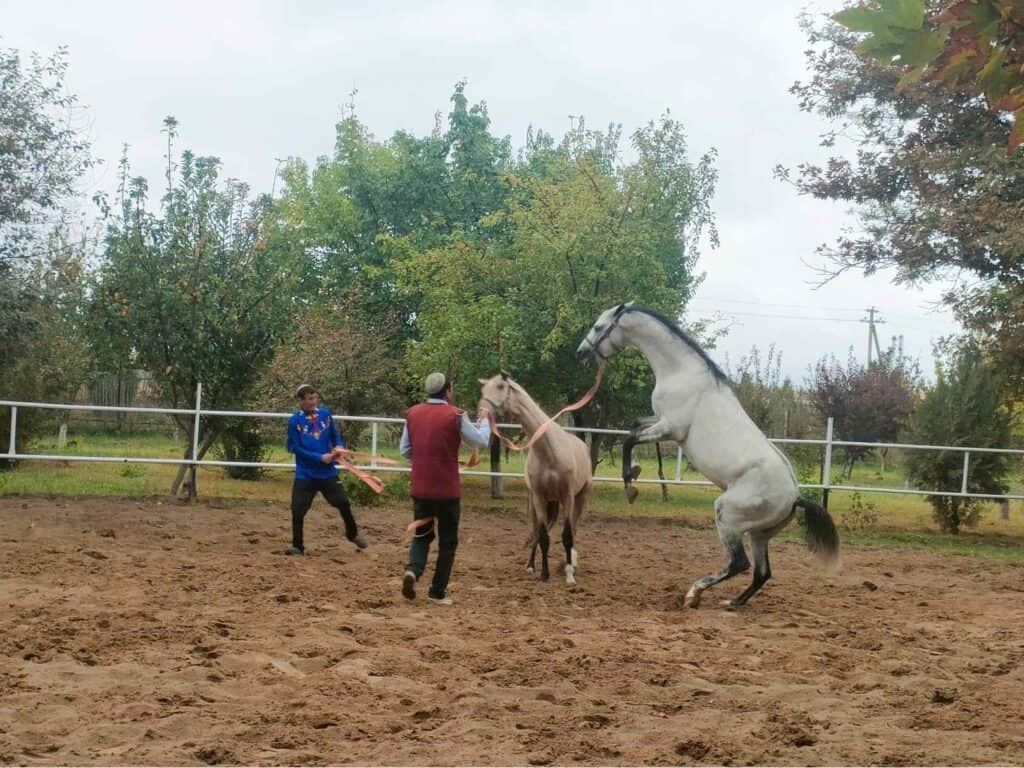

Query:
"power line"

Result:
[[689, 296, 865, 312], [691, 309, 864, 323]]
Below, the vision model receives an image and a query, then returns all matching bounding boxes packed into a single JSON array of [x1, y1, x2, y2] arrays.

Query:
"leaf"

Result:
[[1009, 107, 1024, 152], [834, 6, 889, 33], [978, 45, 1011, 102], [938, 46, 980, 82], [995, 86, 1024, 112], [879, 0, 925, 29], [896, 27, 949, 67], [856, 38, 904, 61], [896, 65, 926, 91]]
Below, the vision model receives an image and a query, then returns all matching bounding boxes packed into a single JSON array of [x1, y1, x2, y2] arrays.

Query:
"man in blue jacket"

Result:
[[285, 384, 367, 555]]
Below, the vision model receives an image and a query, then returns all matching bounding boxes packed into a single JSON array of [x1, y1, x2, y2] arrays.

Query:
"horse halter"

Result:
[[479, 393, 504, 413], [589, 307, 628, 360]]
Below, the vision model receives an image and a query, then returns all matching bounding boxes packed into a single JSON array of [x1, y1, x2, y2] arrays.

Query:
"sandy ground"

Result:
[[1, 494, 1023, 766]]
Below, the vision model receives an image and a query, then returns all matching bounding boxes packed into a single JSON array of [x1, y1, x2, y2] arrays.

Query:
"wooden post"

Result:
[[656, 442, 669, 502], [489, 433, 502, 499]]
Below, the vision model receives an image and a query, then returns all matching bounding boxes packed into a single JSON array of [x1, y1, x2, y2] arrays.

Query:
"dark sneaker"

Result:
[[285, 546, 305, 556], [402, 570, 417, 600], [349, 534, 368, 550]]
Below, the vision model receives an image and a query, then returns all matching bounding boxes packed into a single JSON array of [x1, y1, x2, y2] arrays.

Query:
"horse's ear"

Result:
[[614, 302, 627, 316], [500, 370, 510, 381], [624, 300, 634, 308], [478, 378, 488, 386]]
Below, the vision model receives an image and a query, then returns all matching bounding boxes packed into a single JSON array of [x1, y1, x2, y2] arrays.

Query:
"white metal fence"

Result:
[[3, 385, 1024, 503]]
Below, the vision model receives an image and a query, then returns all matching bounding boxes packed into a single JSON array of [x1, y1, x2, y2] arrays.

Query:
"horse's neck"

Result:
[[508, 387, 550, 437], [625, 315, 709, 382]]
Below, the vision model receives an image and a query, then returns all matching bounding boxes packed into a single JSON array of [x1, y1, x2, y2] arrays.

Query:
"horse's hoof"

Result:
[[721, 600, 739, 611], [626, 486, 640, 504], [526, 565, 534, 573], [629, 464, 642, 481], [683, 589, 701, 609]]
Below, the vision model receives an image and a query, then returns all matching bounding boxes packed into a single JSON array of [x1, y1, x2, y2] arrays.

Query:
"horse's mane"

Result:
[[628, 307, 730, 384]]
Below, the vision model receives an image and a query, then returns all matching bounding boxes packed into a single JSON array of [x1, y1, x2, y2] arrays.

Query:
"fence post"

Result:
[[192, 383, 202, 465], [675, 445, 684, 482], [370, 421, 379, 469], [822, 416, 834, 512], [7, 406, 16, 456], [961, 450, 970, 495]]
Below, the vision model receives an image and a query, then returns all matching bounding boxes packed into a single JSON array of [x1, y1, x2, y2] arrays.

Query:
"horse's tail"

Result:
[[793, 497, 840, 565]]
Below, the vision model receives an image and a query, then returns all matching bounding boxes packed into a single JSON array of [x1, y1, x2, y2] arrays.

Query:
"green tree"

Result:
[[902, 346, 1012, 533], [780, 4, 1024, 398], [0, 45, 92, 263], [92, 122, 300, 498], [1, 44, 95, 457], [275, 82, 513, 329], [0, 229, 99, 459], [401, 114, 718, 465], [255, 288, 406, 445]]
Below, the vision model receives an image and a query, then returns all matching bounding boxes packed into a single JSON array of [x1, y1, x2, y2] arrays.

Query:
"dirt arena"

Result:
[[1, 495, 1023, 766]]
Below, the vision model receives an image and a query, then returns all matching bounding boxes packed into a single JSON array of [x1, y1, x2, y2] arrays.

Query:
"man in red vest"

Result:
[[399, 372, 491, 605]]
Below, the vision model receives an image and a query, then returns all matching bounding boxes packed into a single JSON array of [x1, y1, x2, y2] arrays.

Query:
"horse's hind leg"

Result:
[[537, 524, 551, 581], [530, 491, 552, 582], [725, 532, 771, 609], [684, 499, 750, 609], [562, 490, 582, 585], [525, 494, 538, 572], [561, 518, 575, 585]]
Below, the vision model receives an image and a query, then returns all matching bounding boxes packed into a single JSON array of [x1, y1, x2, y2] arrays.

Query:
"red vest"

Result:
[[405, 402, 463, 499]]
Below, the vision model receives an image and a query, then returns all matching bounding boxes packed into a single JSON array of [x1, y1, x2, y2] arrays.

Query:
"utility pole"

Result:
[[862, 307, 885, 367]]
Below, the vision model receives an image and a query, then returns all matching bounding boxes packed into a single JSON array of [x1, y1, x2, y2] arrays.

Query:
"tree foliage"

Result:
[[807, 345, 919, 475], [92, 122, 300, 496], [0, 44, 95, 459], [834, 0, 1024, 149], [728, 344, 817, 438], [255, 289, 406, 445], [902, 345, 1012, 533], [398, 112, 718, 461], [0, 45, 92, 263], [782, 4, 1024, 398], [276, 86, 718, 467]]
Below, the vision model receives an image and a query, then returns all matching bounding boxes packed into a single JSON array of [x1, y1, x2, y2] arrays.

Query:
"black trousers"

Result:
[[290, 476, 357, 551], [406, 497, 460, 599]]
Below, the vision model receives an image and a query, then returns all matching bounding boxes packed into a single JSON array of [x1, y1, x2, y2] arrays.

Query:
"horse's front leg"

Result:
[[622, 418, 673, 504]]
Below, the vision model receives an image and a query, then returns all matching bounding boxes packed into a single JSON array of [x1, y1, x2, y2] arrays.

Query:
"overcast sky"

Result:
[[5, 0, 961, 382]]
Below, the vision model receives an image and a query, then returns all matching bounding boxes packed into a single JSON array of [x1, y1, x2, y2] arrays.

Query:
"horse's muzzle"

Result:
[[577, 342, 596, 365]]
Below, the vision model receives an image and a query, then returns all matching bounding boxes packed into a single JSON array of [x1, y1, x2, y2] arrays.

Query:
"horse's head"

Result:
[[577, 302, 632, 364], [478, 371, 516, 417]]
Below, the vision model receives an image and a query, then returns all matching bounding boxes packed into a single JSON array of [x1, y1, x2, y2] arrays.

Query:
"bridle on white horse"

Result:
[[588, 305, 628, 360]]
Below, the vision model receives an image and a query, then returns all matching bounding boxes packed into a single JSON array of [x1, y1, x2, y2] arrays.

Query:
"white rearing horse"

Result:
[[577, 303, 839, 609]]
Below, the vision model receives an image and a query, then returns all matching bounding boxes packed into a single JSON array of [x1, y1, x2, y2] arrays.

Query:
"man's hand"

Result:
[[321, 452, 335, 464], [476, 406, 490, 422]]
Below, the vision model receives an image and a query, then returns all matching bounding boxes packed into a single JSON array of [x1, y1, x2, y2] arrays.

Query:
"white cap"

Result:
[[425, 372, 448, 396]]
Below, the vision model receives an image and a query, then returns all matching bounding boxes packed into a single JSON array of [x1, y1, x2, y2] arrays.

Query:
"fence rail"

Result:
[[3, 390, 1024, 503]]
